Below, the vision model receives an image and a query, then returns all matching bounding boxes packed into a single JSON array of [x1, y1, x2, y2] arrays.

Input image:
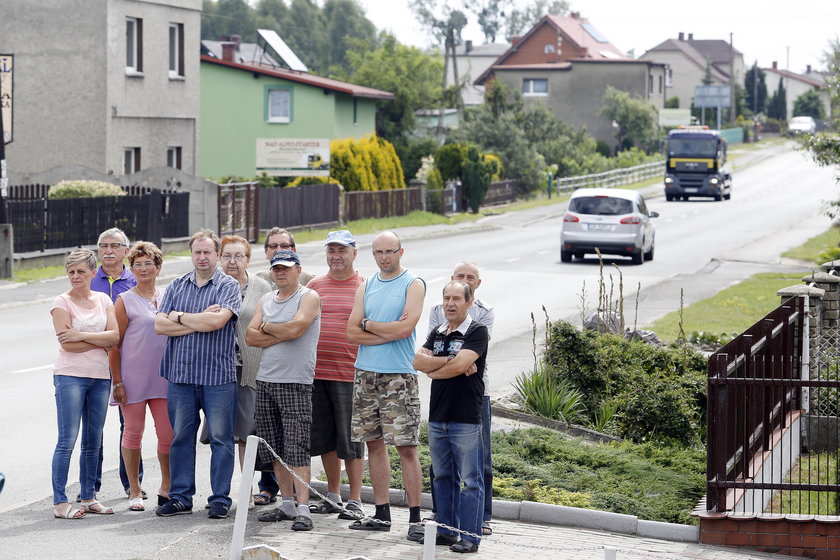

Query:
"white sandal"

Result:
[[128, 496, 145, 512], [54, 502, 85, 519], [81, 500, 114, 515]]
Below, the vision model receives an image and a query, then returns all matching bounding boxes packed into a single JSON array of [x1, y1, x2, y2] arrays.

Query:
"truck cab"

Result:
[[664, 127, 732, 201]]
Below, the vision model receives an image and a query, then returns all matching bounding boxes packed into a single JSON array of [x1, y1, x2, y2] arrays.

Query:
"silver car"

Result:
[[560, 188, 658, 265]]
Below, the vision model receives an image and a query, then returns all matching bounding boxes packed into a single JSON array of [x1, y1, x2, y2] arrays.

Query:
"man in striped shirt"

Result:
[[154, 229, 241, 520], [305, 230, 366, 520]]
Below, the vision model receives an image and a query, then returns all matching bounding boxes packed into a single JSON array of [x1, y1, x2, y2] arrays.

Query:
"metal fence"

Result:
[[218, 182, 259, 243], [704, 295, 840, 516], [554, 160, 664, 194], [4, 190, 189, 253]]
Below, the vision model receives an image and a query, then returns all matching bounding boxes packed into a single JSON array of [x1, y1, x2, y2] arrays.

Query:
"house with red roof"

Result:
[[199, 39, 393, 178], [474, 12, 666, 149], [640, 32, 745, 112], [763, 61, 831, 120]]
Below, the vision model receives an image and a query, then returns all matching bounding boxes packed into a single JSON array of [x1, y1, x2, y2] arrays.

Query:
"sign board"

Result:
[[1, 54, 12, 144], [256, 138, 330, 177], [658, 108, 692, 127], [694, 85, 730, 108]]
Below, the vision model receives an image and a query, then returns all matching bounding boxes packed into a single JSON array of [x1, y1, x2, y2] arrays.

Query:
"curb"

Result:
[[309, 480, 700, 544]]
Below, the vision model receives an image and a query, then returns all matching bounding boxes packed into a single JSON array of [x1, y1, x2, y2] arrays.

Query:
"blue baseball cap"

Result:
[[270, 250, 300, 268], [324, 230, 356, 247]]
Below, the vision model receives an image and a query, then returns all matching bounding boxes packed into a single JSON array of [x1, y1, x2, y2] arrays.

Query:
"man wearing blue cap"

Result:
[[306, 231, 366, 520], [247, 250, 321, 531]]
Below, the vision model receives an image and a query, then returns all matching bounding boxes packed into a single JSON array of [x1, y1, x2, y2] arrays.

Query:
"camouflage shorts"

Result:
[[351, 369, 420, 447]]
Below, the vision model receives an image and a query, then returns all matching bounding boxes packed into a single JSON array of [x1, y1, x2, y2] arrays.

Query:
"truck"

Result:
[[664, 126, 732, 201]]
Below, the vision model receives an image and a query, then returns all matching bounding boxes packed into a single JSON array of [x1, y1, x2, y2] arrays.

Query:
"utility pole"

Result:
[[729, 33, 736, 125]]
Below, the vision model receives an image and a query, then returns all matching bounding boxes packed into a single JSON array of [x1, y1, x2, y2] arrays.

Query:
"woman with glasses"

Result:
[[51, 249, 119, 519], [108, 241, 172, 512], [219, 235, 272, 506]]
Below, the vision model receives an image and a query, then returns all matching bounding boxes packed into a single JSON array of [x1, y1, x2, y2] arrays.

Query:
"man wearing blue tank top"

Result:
[[346, 231, 426, 537]]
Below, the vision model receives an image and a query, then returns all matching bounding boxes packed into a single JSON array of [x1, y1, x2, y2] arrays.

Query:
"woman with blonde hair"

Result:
[[51, 248, 119, 519], [109, 241, 172, 512]]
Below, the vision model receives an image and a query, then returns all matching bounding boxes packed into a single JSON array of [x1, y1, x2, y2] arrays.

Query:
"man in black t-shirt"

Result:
[[413, 281, 488, 554]]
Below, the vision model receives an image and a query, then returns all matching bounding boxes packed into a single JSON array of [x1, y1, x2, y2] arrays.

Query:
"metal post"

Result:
[[422, 521, 438, 560], [604, 547, 617, 559], [547, 172, 553, 199], [229, 434, 260, 560]]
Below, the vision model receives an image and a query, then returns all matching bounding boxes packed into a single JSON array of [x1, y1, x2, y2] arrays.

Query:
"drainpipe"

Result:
[[801, 294, 810, 412]]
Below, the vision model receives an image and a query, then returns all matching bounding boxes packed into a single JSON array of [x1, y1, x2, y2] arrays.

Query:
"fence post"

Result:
[[146, 190, 163, 247], [0, 223, 12, 279]]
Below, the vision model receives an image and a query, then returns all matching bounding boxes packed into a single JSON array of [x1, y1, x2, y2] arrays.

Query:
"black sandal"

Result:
[[309, 499, 342, 514], [257, 507, 294, 522], [348, 516, 391, 531], [291, 515, 314, 531], [252, 493, 277, 506]]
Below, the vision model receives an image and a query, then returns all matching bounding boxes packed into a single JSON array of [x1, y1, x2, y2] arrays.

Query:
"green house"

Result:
[[199, 53, 393, 179]]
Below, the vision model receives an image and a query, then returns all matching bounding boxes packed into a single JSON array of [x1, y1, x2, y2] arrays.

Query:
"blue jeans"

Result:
[[481, 396, 493, 522], [429, 421, 484, 546], [167, 382, 236, 508], [52, 376, 110, 504]]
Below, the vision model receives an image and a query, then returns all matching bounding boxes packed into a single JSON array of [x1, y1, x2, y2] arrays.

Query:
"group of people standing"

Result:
[[49, 224, 494, 554]]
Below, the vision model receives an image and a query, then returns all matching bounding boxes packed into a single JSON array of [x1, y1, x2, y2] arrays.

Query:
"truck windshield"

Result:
[[668, 137, 717, 158]]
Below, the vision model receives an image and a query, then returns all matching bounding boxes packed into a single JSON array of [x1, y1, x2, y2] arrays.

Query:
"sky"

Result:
[[356, 0, 839, 74]]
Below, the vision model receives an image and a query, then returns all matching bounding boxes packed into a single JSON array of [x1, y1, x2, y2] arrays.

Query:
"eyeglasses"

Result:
[[131, 261, 157, 269], [221, 254, 247, 261], [99, 243, 126, 249], [267, 243, 294, 251], [373, 249, 400, 257]]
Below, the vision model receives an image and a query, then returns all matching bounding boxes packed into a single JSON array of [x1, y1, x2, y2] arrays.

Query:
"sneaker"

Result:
[[156, 498, 192, 517], [208, 502, 230, 519]]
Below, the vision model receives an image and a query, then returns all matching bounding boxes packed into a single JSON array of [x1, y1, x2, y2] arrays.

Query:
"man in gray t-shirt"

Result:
[[246, 250, 321, 532]]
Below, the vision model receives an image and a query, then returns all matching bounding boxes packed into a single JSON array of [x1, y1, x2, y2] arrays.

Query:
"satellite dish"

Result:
[[256, 29, 308, 73]]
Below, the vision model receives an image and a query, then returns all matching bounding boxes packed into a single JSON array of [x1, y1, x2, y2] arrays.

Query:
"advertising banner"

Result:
[[255, 138, 330, 177]]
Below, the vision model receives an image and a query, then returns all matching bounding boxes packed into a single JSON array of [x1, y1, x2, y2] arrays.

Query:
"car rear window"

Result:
[[569, 196, 633, 215]]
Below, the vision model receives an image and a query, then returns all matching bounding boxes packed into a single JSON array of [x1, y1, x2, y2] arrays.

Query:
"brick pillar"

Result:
[[777, 286, 824, 384], [808, 271, 840, 330]]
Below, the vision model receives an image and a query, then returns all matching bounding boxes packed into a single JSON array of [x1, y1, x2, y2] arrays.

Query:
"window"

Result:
[[522, 78, 548, 96], [353, 98, 358, 124], [658, 75, 663, 94], [166, 146, 182, 169], [124, 147, 141, 174], [169, 23, 184, 78], [266, 87, 291, 123], [126, 17, 143, 73], [544, 44, 555, 54]]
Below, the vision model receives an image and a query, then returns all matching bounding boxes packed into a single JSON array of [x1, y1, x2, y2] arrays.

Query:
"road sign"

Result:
[[694, 85, 730, 108]]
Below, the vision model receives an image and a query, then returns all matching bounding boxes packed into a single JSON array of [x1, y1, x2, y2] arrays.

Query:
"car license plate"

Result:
[[588, 223, 613, 231], [684, 188, 698, 193]]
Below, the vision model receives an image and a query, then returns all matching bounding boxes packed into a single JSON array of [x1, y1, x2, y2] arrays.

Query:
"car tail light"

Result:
[[564, 214, 579, 222], [619, 216, 640, 224]]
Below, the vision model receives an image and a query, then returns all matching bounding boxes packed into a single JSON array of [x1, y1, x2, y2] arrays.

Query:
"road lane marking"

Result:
[[427, 276, 447, 284], [506, 257, 521, 263], [537, 250, 550, 255]]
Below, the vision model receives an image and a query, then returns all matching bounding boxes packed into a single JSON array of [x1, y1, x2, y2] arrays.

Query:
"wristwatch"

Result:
[[360, 318, 369, 332], [176, 311, 184, 323]]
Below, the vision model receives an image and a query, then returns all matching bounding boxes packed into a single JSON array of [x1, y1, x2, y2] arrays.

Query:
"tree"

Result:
[[323, 0, 377, 72], [202, 0, 258, 42], [793, 90, 826, 119], [744, 62, 767, 114], [503, 0, 569, 40], [599, 86, 660, 152], [334, 33, 445, 146], [470, 0, 507, 43], [766, 79, 787, 120]]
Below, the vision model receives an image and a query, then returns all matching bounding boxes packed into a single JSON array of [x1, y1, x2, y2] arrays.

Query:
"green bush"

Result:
[[436, 143, 466, 181], [514, 363, 585, 422], [48, 180, 124, 199], [542, 321, 707, 445]]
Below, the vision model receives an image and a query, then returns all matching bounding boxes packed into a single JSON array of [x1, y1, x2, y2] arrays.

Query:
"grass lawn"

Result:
[[782, 226, 840, 263], [647, 271, 806, 342]]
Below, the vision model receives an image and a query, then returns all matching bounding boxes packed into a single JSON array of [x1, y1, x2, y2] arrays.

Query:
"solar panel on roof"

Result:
[[581, 22, 608, 43], [257, 29, 308, 72]]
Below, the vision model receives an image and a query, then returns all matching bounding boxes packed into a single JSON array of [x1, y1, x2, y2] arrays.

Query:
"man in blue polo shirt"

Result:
[[154, 229, 241, 519], [89, 227, 139, 500]]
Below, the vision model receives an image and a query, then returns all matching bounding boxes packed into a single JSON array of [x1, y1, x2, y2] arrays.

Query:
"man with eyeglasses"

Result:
[[346, 231, 426, 537], [88, 227, 140, 502], [256, 227, 314, 289]]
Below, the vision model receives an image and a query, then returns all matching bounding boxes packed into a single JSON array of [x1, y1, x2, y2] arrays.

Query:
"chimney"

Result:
[[221, 42, 236, 62], [230, 34, 242, 49], [570, 11, 580, 19], [678, 32, 684, 41], [807, 64, 812, 73], [511, 34, 523, 47], [688, 33, 694, 40], [772, 61, 777, 69], [465, 40, 473, 53]]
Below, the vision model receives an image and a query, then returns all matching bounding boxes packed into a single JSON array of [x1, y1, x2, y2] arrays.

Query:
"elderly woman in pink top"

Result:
[[108, 241, 172, 512], [51, 249, 119, 519]]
